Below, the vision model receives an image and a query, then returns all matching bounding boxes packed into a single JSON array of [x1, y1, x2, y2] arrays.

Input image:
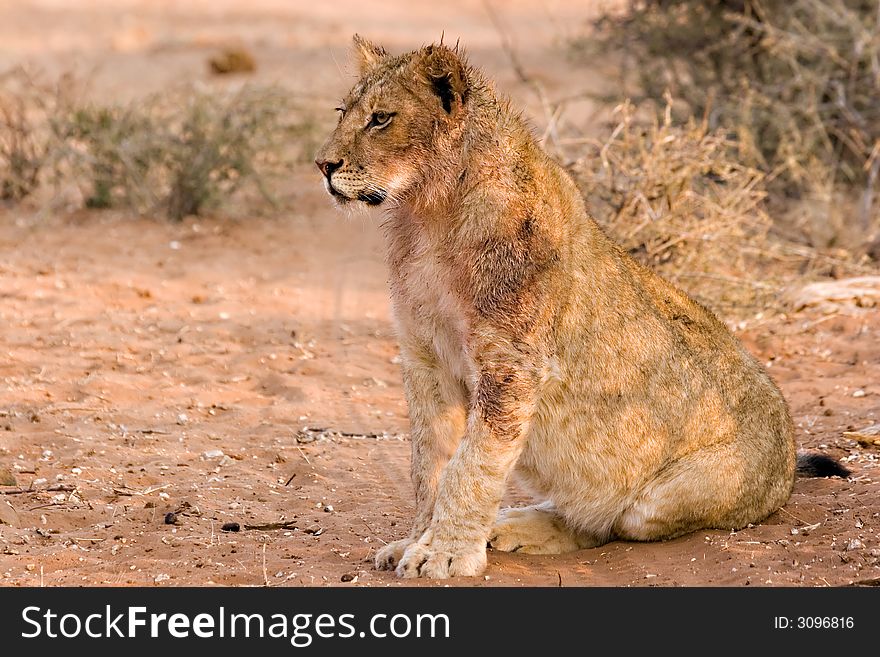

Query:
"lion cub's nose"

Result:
[[315, 158, 343, 178]]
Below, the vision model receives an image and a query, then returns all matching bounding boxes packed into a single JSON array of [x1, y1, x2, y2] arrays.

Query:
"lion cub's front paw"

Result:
[[395, 533, 487, 579], [374, 537, 416, 571]]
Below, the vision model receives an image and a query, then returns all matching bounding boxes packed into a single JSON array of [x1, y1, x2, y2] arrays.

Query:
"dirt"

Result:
[[1, 1, 879, 587]]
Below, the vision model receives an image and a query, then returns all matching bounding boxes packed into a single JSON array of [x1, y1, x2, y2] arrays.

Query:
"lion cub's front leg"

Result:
[[374, 342, 467, 571], [396, 350, 537, 579]]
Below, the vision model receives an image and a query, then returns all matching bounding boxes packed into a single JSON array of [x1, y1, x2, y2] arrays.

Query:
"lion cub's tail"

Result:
[[796, 453, 851, 478]]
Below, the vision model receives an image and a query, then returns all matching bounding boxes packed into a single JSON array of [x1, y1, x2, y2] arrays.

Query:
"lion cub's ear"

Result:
[[418, 44, 468, 115], [352, 34, 388, 75]]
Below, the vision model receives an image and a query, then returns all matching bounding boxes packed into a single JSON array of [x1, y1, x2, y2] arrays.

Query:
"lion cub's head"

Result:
[[315, 35, 469, 208]]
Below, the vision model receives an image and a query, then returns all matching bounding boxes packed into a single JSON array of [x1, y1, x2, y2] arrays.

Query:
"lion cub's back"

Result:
[[535, 235, 795, 484]]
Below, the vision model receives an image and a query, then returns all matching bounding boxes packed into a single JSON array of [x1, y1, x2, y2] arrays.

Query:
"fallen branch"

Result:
[[1, 483, 76, 496], [111, 483, 171, 497], [243, 520, 297, 531]]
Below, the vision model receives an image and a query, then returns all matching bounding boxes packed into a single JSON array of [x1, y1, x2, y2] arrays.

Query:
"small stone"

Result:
[[177, 413, 188, 425], [846, 538, 865, 551], [154, 573, 170, 583], [221, 522, 240, 532], [203, 449, 224, 459], [340, 572, 357, 582], [0, 500, 19, 527], [164, 512, 178, 525], [323, 505, 334, 513], [32, 478, 48, 487], [853, 389, 866, 398], [0, 467, 16, 486]]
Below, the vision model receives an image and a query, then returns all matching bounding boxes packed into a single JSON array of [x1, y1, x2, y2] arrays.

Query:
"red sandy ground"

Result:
[[0, 1, 878, 587]]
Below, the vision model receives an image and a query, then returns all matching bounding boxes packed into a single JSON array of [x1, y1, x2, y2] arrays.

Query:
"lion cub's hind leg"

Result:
[[489, 502, 602, 555], [613, 444, 790, 542]]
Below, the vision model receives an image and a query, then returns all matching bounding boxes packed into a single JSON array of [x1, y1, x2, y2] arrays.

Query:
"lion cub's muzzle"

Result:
[[315, 158, 387, 206]]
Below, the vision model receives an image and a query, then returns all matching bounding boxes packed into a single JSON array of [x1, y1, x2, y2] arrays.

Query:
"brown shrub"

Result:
[[579, 0, 880, 245], [62, 84, 314, 220], [570, 99, 775, 311], [0, 68, 74, 201]]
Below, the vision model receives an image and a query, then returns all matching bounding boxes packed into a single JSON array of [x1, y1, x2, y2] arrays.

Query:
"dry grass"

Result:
[[570, 99, 775, 310], [58, 83, 314, 220], [570, 97, 877, 313], [0, 69, 318, 219], [63, 103, 163, 210], [159, 86, 293, 220], [0, 68, 75, 201], [580, 0, 880, 249]]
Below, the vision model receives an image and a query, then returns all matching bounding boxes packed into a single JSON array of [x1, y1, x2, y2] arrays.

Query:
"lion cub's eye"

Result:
[[334, 106, 346, 120], [367, 111, 394, 129]]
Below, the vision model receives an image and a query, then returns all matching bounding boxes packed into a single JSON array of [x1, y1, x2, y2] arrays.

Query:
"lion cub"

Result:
[[315, 36, 846, 579]]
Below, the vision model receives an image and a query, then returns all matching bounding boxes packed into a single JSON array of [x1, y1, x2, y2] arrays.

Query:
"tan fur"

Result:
[[314, 36, 797, 579]]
